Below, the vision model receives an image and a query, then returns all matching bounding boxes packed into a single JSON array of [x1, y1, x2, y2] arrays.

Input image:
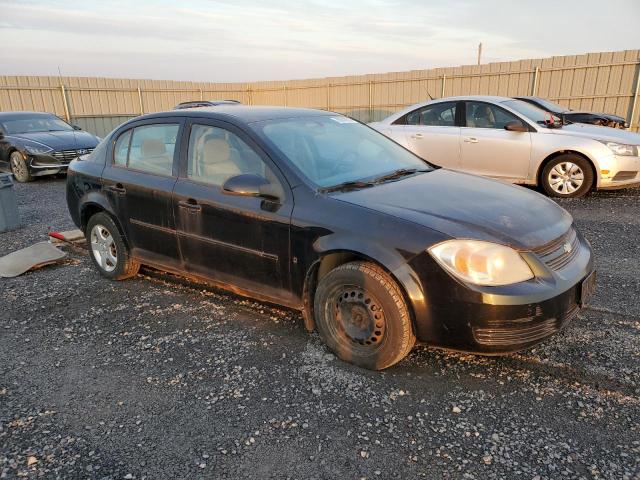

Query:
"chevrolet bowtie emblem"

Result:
[[563, 242, 572, 254]]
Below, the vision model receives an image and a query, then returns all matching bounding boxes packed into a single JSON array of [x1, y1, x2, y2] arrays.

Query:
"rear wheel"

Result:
[[86, 212, 139, 280], [314, 261, 415, 370], [10, 151, 32, 183], [541, 154, 593, 198]]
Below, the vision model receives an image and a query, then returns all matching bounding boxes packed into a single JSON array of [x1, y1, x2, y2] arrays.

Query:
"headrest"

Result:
[[203, 138, 231, 164], [141, 138, 166, 157]]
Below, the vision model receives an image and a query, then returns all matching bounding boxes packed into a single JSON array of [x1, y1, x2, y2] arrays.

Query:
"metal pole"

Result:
[[283, 85, 287, 107], [326, 82, 330, 111], [531, 67, 539, 96], [137, 87, 144, 114], [441, 75, 446, 98], [60, 85, 71, 122], [477, 43, 482, 66], [628, 64, 640, 130]]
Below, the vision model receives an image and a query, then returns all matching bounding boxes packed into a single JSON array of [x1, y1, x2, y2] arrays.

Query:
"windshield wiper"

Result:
[[320, 180, 375, 193], [372, 168, 424, 184]]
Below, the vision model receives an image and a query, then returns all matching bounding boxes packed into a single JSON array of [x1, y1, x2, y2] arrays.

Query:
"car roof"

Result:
[[134, 106, 334, 124], [0, 111, 57, 119]]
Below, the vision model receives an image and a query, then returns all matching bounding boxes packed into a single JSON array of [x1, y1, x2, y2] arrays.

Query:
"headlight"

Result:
[[428, 240, 534, 286], [599, 141, 638, 157], [24, 144, 53, 155]]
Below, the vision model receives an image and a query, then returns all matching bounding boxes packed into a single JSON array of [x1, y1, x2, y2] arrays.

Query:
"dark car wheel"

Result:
[[86, 212, 140, 280], [541, 154, 594, 198], [314, 261, 415, 370], [10, 151, 32, 183]]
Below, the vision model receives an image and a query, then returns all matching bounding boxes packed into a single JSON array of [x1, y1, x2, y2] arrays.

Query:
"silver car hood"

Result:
[[546, 123, 640, 145]]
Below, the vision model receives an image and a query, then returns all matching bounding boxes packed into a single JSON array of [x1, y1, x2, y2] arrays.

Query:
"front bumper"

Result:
[[598, 154, 640, 190], [27, 154, 70, 176], [406, 228, 595, 354]]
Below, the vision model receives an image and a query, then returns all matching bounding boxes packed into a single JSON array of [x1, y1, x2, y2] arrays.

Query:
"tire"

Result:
[[314, 261, 415, 370], [86, 212, 140, 280], [10, 151, 32, 183], [541, 154, 594, 198]]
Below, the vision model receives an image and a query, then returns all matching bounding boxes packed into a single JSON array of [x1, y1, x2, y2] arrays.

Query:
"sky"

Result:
[[1, 0, 639, 83]]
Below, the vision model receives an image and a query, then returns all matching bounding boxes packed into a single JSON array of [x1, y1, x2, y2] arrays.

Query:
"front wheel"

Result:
[[314, 261, 415, 370], [86, 212, 140, 280], [541, 154, 593, 198], [10, 151, 32, 183]]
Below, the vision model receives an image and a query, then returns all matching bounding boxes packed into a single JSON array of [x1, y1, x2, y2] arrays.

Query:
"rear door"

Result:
[[102, 119, 183, 267], [399, 101, 461, 169], [172, 119, 294, 304], [459, 101, 531, 181]]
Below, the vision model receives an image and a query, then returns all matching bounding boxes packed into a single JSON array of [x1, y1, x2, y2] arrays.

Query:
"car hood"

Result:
[[333, 169, 573, 250], [10, 130, 99, 150], [548, 123, 640, 144], [566, 111, 625, 121]]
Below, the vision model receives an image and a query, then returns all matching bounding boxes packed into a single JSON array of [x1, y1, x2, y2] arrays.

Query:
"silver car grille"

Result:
[[532, 227, 580, 271], [50, 148, 94, 162]]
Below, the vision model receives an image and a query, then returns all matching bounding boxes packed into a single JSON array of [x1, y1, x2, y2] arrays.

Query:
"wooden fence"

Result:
[[1, 49, 639, 136]]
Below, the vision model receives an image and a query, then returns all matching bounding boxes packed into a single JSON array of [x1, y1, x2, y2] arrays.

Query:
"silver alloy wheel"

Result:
[[10, 154, 28, 179], [90, 224, 118, 272], [548, 162, 584, 195]]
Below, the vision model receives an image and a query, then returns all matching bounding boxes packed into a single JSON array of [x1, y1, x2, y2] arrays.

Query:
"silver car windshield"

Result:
[[256, 116, 430, 188], [502, 100, 562, 128]]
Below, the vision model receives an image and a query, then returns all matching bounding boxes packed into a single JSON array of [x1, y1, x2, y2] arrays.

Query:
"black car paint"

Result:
[[66, 106, 595, 354], [0, 112, 100, 177], [515, 96, 628, 128]]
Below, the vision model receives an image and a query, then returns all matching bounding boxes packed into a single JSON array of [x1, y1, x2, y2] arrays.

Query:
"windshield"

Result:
[[1, 115, 74, 134], [502, 100, 562, 128], [255, 116, 430, 188], [530, 97, 568, 114]]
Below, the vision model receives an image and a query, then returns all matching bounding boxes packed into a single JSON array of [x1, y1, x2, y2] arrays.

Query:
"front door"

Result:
[[460, 101, 531, 182], [102, 120, 183, 267], [172, 120, 294, 304]]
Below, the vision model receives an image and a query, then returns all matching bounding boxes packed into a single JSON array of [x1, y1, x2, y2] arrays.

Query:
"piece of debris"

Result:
[[27, 456, 38, 467], [0, 241, 66, 278]]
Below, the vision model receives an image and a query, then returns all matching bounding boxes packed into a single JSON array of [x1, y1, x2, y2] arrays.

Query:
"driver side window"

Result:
[[187, 124, 270, 187], [465, 102, 520, 129]]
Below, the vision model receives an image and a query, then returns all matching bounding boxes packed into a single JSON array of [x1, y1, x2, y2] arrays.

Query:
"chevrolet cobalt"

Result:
[[66, 106, 596, 370]]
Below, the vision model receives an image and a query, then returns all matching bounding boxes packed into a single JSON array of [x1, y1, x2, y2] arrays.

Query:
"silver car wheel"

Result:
[[90, 224, 118, 273], [548, 162, 584, 195]]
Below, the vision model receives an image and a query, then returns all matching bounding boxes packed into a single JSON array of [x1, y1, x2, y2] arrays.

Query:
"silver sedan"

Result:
[[370, 96, 640, 198]]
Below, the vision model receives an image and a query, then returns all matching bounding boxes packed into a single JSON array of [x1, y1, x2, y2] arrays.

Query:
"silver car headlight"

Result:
[[428, 240, 534, 286], [599, 141, 638, 157], [24, 144, 54, 155]]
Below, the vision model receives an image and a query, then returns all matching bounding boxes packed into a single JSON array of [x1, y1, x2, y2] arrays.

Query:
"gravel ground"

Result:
[[1, 177, 639, 480]]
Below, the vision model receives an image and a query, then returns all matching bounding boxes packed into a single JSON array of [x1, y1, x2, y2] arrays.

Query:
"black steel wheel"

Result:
[[314, 261, 415, 370]]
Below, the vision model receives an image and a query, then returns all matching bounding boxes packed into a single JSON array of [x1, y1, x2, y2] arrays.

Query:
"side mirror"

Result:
[[504, 121, 528, 132], [222, 173, 280, 200], [72, 125, 82, 131]]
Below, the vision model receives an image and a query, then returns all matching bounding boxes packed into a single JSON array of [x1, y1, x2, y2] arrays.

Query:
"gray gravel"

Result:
[[1, 177, 639, 479]]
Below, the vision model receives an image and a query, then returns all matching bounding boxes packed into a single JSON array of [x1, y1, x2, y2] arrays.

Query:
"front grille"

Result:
[[612, 171, 638, 181], [532, 227, 580, 271], [473, 304, 580, 347], [50, 148, 94, 162]]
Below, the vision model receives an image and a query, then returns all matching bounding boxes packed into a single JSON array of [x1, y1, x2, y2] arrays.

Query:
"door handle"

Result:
[[105, 184, 126, 195], [464, 137, 479, 143], [178, 199, 202, 213], [411, 133, 424, 139]]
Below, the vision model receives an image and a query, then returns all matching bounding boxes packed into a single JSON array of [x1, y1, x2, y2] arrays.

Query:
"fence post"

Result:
[[137, 87, 144, 114], [441, 75, 446, 98], [247, 86, 252, 105], [368, 81, 373, 121], [199, 88, 203, 101], [326, 82, 330, 111], [531, 66, 539, 95], [628, 63, 640, 130], [283, 84, 287, 107], [60, 84, 71, 122]]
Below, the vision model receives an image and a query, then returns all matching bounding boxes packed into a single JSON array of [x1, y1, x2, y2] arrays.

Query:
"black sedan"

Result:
[[0, 111, 100, 182], [515, 96, 628, 128], [66, 106, 596, 370]]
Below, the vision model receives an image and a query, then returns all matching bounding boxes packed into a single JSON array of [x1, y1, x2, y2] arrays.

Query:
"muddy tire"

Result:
[[541, 154, 594, 198], [10, 151, 32, 183], [314, 261, 415, 370], [86, 212, 139, 280]]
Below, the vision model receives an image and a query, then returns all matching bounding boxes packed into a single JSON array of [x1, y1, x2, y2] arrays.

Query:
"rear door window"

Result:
[[405, 102, 457, 126], [113, 124, 179, 175]]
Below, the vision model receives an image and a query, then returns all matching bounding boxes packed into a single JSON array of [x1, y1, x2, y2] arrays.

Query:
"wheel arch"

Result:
[[536, 150, 598, 189], [301, 249, 421, 335], [79, 195, 129, 247]]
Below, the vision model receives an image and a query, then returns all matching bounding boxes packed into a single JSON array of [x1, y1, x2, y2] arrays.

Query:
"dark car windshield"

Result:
[[502, 100, 562, 128], [255, 116, 430, 188], [529, 97, 568, 114], [1, 115, 74, 134]]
